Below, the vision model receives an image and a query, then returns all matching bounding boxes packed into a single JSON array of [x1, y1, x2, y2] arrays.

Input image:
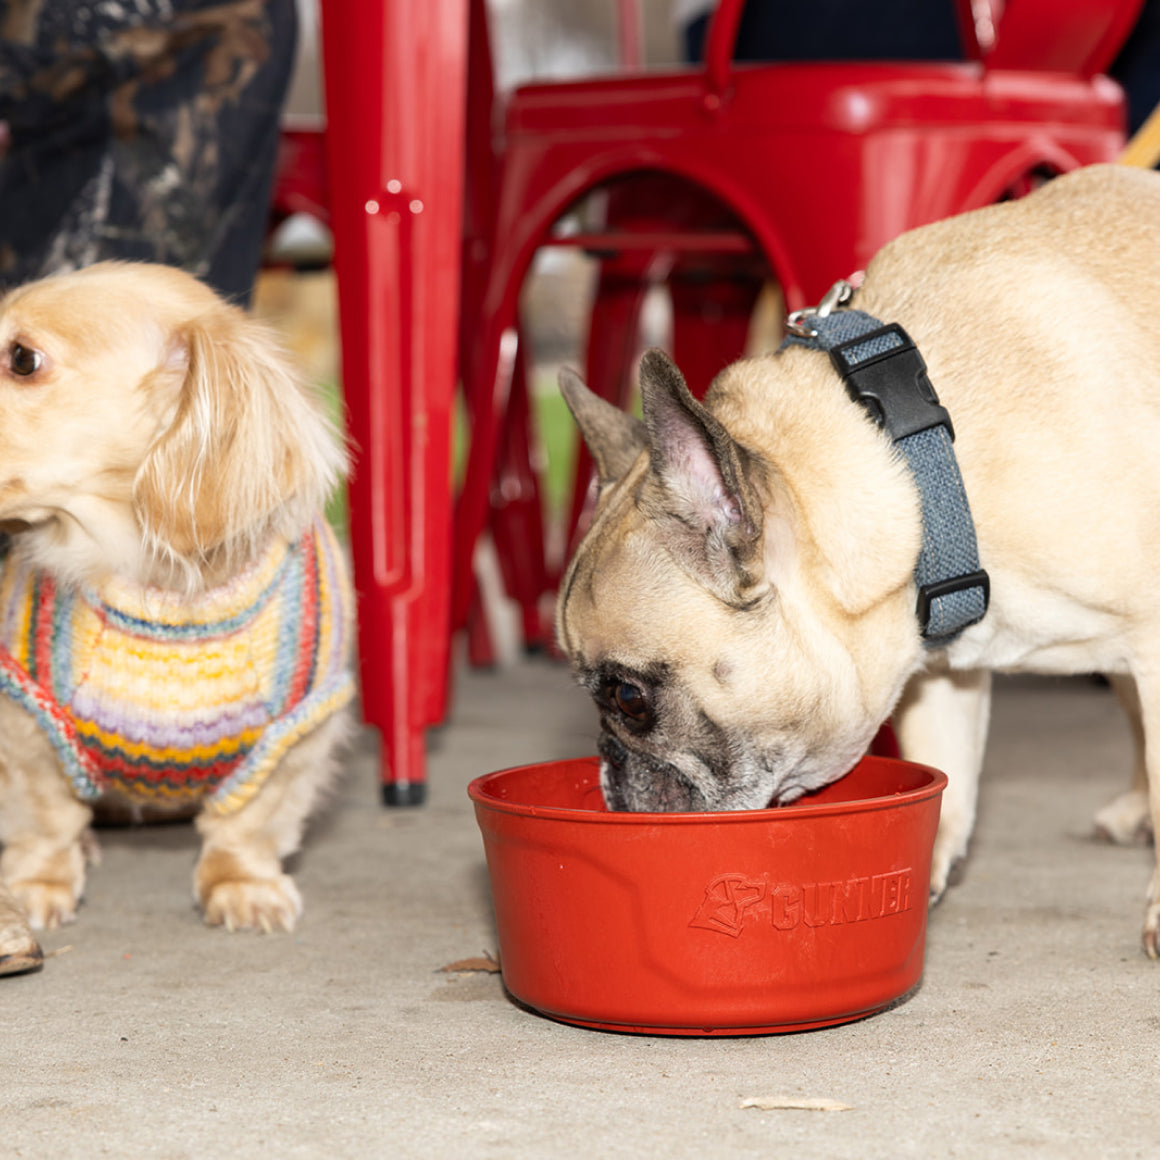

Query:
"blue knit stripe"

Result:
[[91, 550, 294, 641]]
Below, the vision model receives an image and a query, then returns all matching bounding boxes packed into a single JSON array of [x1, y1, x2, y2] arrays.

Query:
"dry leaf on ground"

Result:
[[739, 1096, 854, 1112], [437, 951, 501, 974]]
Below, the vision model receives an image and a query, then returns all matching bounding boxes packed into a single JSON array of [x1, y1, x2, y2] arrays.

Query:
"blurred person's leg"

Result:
[[0, 0, 298, 304]]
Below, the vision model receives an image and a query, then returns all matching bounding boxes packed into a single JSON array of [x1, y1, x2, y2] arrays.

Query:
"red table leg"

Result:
[[320, 0, 467, 804]]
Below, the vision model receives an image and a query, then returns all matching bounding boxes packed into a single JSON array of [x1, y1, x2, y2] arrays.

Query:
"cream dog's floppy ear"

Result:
[[559, 366, 646, 484], [134, 304, 347, 577], [635, 348, 767, 605]]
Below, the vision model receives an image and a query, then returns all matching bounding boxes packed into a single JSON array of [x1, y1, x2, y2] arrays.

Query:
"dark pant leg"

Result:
[[0, 0, 298, 304]]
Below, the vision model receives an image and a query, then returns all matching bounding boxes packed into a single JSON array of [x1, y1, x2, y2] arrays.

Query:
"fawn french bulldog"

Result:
[[556, 164, 1160, 956]]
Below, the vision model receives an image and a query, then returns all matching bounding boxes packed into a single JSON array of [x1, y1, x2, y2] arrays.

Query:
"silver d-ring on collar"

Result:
[[785, 278, 856, 338]]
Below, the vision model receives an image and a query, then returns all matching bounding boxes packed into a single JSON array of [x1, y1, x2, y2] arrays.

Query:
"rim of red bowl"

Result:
[[467, 757, 948, 825]]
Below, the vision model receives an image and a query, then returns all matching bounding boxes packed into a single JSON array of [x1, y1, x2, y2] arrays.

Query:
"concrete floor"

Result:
[[4, 661, 1159, 1159]]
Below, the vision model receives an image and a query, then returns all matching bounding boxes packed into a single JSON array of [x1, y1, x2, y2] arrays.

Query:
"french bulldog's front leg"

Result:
[[892, 667, 992, 901], [193, 711, 349, 933], [0, 702, 94, 930], [1092, 674, 1152, 845], [1128, 669, 1160, 957]]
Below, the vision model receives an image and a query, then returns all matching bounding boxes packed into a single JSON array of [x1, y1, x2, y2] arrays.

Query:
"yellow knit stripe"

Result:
[[0, 557, 35, 670], [69, 601, 279, 715], [71, 716, 265, 765], [100, 778, 210, 805]]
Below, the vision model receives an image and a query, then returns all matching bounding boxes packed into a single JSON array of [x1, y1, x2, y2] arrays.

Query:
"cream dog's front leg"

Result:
[[0, 701, 94, 930], [193, 711, 350, 933], [892, 667, 992, 900], [0, 880, 42, 975]]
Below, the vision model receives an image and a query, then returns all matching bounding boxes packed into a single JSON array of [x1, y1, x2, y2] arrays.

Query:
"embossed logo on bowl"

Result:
[[689, 869, 914, 938]]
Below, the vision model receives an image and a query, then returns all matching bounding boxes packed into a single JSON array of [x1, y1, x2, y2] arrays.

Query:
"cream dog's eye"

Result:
[[10, 343, 43, 376]]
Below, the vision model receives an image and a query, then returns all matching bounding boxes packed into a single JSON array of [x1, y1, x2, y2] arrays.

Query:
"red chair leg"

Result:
[[669, 265, 764, 398], [464, 334, 551, 661], [563, 264, 652, 565], [466, 582, 497, 669], [453, 297, 523, 634], [320, 0, 467, 805], [490, 344, 552, 651]]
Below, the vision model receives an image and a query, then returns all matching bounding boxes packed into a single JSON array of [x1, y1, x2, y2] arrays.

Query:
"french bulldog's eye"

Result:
[[9, 343, 43, 377], [613, 682, 649, 722]]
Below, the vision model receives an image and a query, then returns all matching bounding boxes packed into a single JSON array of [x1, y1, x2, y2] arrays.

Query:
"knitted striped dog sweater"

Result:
[[0, 519, 355, 816]]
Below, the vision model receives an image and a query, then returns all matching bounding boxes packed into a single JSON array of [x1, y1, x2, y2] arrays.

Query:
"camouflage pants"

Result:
[[0, 0, 297, 305]]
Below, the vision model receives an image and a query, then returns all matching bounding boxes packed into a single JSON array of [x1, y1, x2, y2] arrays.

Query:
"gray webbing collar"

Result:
[[782, 288, 989, 646]]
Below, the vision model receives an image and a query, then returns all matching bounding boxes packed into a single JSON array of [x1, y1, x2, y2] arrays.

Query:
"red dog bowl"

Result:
[[469, 756, 946, 1036]]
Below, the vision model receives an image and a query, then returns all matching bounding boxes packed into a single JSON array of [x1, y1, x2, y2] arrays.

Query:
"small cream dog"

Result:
[[0, 262, 354, 971], [557, 164, 1160, 957]]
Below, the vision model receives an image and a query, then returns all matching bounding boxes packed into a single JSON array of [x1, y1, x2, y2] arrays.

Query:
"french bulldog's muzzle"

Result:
[[598, 730, 708, 812]]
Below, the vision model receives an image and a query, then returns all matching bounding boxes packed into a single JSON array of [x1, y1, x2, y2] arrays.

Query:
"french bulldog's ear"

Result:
[[559, 366, 647, 484], [637, 348, 766, 603]]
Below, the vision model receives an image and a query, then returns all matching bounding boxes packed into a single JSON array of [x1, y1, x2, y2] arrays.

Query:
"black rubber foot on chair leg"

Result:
[[382, 782, 428, 808]]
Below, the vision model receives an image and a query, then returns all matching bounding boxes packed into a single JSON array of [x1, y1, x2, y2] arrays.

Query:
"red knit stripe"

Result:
[[32, 574, 56, 686], [0, 648, 104, 793], [96, 749, 246, 790]]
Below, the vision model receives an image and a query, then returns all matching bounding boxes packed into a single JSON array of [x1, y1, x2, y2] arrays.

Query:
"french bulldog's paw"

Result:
[[9, 880, 80, 931], [201, 874, 303, 934], [928, 859, 967, 905], [1093, 790, 1153, 846], [928, 832, 969, 903], [1144, 906, 1160, 961], [1142, 871, 1160, 959]]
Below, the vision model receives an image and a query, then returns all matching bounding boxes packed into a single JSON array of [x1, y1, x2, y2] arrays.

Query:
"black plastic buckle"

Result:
[[829, 324, 954, 442], [916, 570, 990, 637]]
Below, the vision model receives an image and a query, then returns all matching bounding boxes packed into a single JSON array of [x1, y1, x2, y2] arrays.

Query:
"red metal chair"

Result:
[[454, 0, 1135, 654]]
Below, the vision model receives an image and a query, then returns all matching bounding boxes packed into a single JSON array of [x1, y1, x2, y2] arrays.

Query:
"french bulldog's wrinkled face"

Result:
[[556, 350, 901, 813]]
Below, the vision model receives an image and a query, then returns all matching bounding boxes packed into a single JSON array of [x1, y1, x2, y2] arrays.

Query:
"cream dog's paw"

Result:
[[1, 841, 87, 931], [0, 890, 43, 976], [9, 879, 80, 930], [200, 875, 303, 934], [195, 847, 303, 932], [0, 935, 42, 976], [1093, 790, 1153, 846]]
